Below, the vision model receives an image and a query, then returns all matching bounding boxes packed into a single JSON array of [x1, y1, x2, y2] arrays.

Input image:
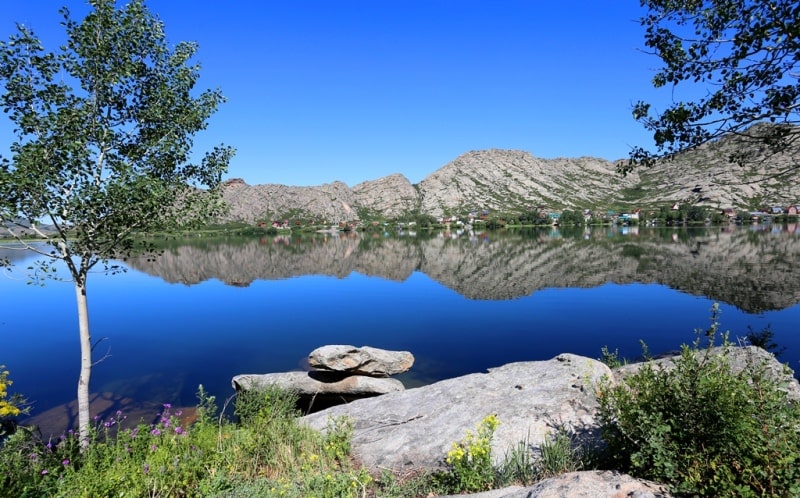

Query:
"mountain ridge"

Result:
[[220, 126, 800, 222]]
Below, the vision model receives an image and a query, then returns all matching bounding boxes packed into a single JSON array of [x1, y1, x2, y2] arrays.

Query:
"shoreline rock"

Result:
[[301, 354, 611, 473], [308, 345, 415, 377]]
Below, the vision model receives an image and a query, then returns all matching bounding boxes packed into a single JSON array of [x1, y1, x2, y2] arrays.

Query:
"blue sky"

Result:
[[1, 1, 668, 187]]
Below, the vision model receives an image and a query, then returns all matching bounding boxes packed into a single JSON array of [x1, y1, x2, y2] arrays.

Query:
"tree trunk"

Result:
[[74, 279, 92, 448]]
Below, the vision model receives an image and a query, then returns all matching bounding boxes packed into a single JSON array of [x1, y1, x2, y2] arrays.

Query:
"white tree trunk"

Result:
[[74, 279, 92, 448]]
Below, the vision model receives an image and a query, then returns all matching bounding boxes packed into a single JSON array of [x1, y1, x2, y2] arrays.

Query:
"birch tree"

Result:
[[0, 0, 234, 445]]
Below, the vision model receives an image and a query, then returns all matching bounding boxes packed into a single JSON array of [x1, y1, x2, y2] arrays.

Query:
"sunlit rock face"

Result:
[[217, 125, 800, 224]]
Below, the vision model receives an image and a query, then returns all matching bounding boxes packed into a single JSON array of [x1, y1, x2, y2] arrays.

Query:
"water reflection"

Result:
[[128, 226, 800, 313]]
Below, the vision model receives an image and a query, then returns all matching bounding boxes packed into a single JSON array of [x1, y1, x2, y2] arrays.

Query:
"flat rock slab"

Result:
[[232, 371, 405, 397], [302, 354, 611, 474], [308, 345, 415, 376], [435, 471, 671, 498]]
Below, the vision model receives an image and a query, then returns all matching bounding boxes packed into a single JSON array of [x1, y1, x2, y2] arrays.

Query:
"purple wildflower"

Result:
[[41, 469, 48, 475], [143, 463, 150, 474], [150, 428, 161, 436], [174, 426, 185, 435], [62, 459, 70, 466]]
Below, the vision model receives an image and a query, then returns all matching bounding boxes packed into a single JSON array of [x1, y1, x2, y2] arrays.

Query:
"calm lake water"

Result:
[[2, 224, 799, 434]]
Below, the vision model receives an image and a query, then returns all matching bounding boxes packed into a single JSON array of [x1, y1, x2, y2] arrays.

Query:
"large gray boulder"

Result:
[[232, 371, 405, 396], [308, 345, 415, 377], [434, 471, 671, 498], [232, 371, 405, 411], [302, 354, 611, 474]]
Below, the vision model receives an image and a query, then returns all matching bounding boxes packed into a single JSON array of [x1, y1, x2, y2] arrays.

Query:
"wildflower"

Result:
[[150, 444, 157, 451], [163, 403, 171, 410], [41, 469, 48, 475], [174, 409, 183, 417], [174, 426, 185, 435], [150, 428, 161, 436], [62, 459, 70, 466], [143, 463, 150, 474]]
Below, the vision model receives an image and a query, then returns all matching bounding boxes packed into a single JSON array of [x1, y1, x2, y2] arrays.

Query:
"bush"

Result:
[[597, 304, 800, 497]]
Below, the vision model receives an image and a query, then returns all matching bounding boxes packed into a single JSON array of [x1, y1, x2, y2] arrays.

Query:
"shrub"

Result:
[[597, 304, 800, 496]]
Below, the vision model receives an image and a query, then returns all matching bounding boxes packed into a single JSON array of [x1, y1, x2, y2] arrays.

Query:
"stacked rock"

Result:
[[232, 345, 414, 413]]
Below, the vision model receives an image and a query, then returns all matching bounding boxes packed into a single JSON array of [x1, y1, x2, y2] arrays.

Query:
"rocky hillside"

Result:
[[219, 125, 800, 222]]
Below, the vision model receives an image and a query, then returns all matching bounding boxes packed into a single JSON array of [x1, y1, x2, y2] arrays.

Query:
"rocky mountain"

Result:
[[219, 126, 800, 222]]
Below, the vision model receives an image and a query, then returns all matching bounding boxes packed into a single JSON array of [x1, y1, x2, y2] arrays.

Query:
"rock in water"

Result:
[[231, 371, 405, 412], [308, 345, 414, 377]]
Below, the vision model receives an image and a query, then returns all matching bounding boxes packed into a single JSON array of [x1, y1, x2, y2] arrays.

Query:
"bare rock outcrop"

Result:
[[301, 354, 611, 474], [232, 371, 404, 399], [435, 471, 671, 498], [217, 125, 800, 224], [220, 178, 358, 223], [233, 345, 413, 412], [416, 150, 636, 217], [351, 173, 420, 218], [308, 345, 414, 377]]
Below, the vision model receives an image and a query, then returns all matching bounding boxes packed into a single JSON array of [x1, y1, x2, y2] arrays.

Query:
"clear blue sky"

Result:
[[1, 1, 669, 187]]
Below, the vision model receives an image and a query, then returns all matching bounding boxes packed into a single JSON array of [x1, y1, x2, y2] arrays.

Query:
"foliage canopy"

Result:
[[627, 0, 799, 172]]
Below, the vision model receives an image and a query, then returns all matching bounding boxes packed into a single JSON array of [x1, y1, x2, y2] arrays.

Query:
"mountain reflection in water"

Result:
[[128, 225, 800, 313], [4, 225, 799, 436]]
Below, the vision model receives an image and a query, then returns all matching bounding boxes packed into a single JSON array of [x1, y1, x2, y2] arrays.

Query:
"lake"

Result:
[[2, 224, 799, 435]]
